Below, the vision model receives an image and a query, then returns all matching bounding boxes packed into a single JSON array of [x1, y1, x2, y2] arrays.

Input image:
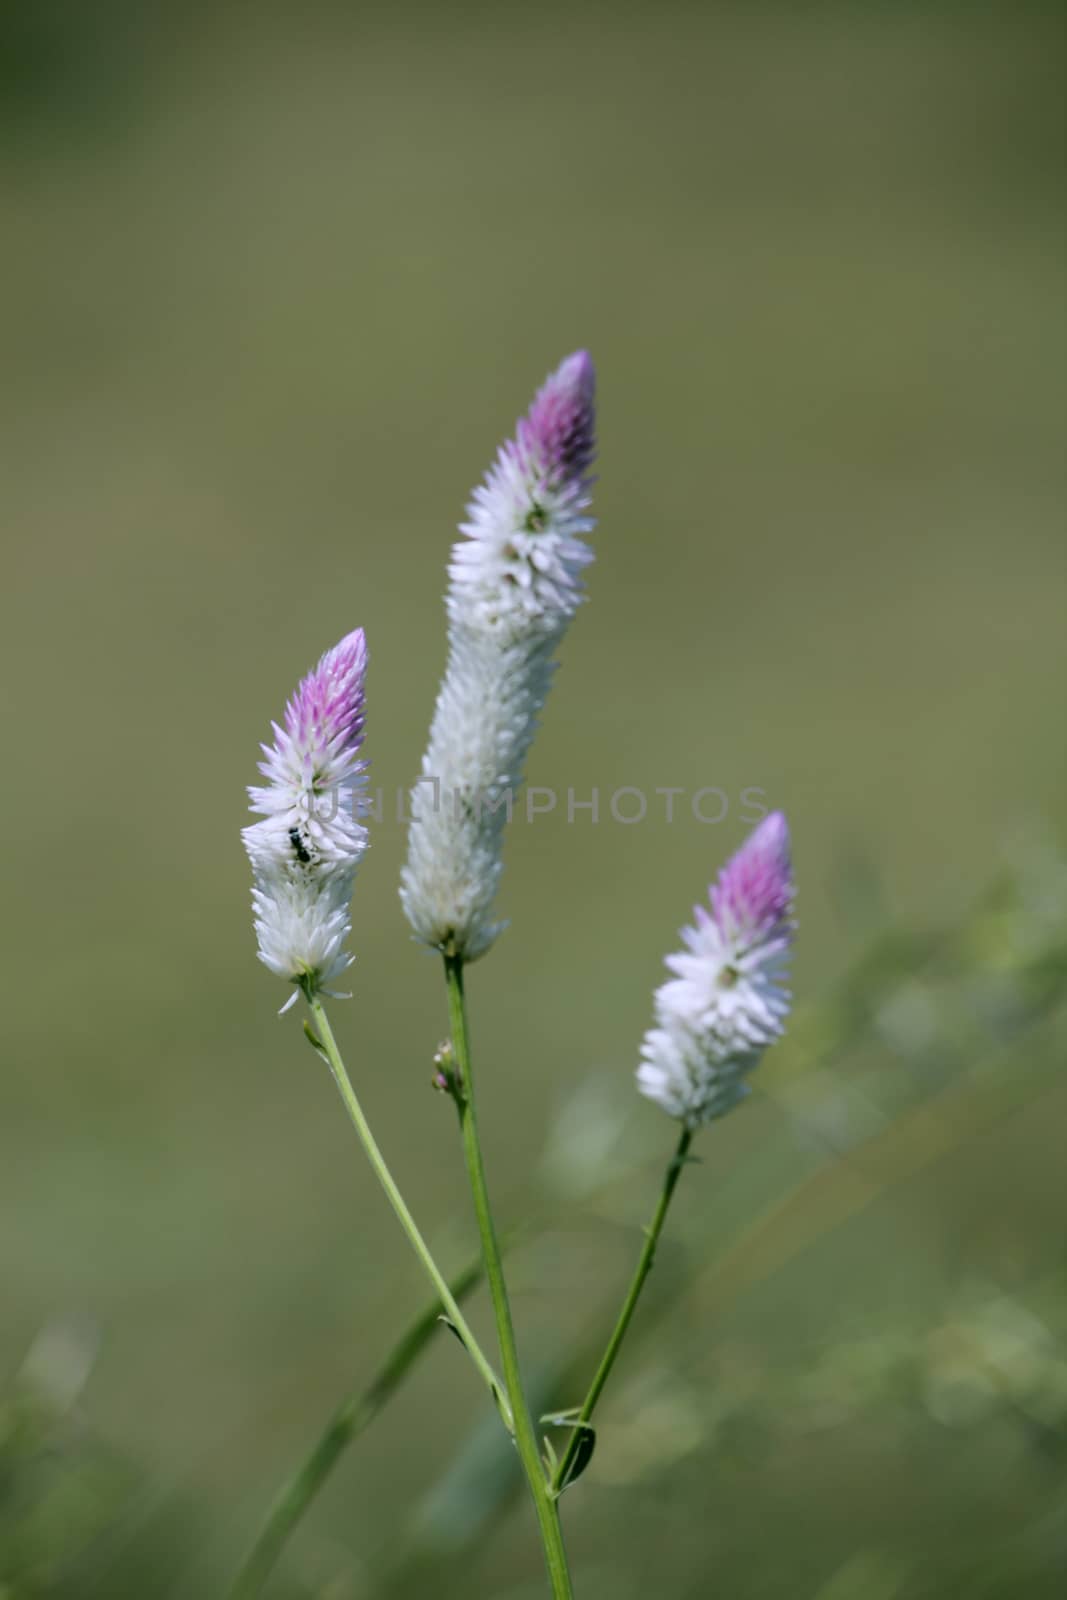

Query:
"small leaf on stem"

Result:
[[556, 1423, 596, 1493]]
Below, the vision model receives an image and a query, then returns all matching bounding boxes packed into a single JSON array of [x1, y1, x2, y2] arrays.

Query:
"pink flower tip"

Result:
[[284, 627, 368, 761], [709, 811, 794, 944], [518, 349, 597, 485]]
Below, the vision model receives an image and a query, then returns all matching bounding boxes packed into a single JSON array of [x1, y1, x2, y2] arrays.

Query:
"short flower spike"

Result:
[[637, 813, 796, 1128], [243, 630, 369, 1003]]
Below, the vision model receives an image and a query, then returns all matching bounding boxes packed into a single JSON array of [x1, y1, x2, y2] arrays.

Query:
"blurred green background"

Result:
[[2, 3, 1065, 1596]]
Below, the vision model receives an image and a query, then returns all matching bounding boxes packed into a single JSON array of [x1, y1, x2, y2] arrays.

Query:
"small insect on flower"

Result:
[[288, 825, 313, 865], [242, 629, 369, 1008], [637, 812, 796, 1128]]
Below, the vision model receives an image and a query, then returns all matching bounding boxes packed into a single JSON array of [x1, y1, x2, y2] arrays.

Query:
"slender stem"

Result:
[[305, 992, 511, 1430], [550, 1124, 693, 1497], [444, 955, 574, 1600], [229, 1257, 483, 1600]]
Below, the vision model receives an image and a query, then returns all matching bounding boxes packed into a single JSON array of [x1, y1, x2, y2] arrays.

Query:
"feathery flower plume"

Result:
[[401, 352, 596, 959], [243, 629, 369, 1006], [637, 812, 795, 1127]]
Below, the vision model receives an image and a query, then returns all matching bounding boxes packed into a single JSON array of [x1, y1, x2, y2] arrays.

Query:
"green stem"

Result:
[[229, 1256, 483, 1600], [444, 955, 574, 1600], [304, 991, 511, 1430], [550, 1124, 693, 1497]]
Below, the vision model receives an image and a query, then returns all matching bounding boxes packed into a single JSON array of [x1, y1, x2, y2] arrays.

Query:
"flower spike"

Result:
[[401, 353, 597, 960], [637, 813, 796, 1128], [243, 629, 369, 1001]]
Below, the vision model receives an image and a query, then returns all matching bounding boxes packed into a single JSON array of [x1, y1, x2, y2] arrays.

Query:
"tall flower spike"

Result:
[[401, 352, 597, 960], [243, 629, 369, 1006], [637, 813, 796, 1128]]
